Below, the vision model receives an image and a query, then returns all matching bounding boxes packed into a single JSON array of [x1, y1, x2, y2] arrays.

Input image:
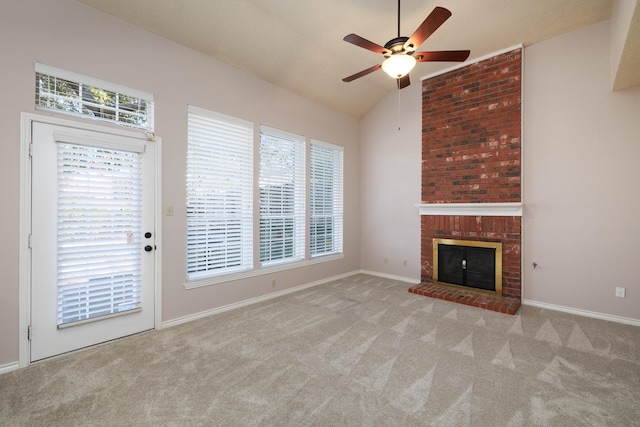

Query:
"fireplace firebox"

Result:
[[433, 239, 502, 296]]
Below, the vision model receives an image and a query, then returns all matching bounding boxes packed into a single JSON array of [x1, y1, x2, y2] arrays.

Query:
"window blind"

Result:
[[259, 127, 306, 265], [310, 141, 344, 257], [186, 106, 254, 280], [57, 143, 143, 326]]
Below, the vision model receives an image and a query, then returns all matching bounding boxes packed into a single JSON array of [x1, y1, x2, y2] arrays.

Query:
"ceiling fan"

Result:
[[342, 2, 470, 89]]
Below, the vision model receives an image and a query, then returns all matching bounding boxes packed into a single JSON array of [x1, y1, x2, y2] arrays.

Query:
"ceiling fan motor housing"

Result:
[[384, 36, 411, 56]]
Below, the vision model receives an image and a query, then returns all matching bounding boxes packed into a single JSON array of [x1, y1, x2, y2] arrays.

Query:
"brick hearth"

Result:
[[415, 47, 522, 314], [409, 281, 521, 315]]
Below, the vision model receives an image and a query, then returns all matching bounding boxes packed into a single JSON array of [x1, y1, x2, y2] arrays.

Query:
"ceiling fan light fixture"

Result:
[[381, 54, 416, 79], [342, 6, 467, 87]]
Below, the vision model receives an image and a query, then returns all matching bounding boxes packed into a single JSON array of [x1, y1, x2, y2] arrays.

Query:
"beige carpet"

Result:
[[1, 274, 639, 426]]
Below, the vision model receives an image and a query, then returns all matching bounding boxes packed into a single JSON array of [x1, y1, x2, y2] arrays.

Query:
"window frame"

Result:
[[182, 109, 345, 290], [258, 126, 306, 267], [35, 63, 154, 132], [185, 106, 254, 284], [309, 140, 344, 258]]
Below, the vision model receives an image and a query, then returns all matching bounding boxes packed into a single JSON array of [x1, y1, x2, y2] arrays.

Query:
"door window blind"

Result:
[[186, 106, 254, 280], [57, 143, 143, 326], [259, 127, 306, 265], [310, 141, 344, 257]]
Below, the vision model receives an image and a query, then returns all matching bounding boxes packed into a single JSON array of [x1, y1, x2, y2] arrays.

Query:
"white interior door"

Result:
[[30, 122, 156, 361]]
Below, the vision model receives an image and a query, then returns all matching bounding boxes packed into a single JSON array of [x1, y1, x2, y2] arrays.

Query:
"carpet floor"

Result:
[[1, 274, 639, 426]]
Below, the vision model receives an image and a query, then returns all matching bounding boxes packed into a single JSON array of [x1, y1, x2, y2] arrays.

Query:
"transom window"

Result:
[[35, 63, 154, 131]]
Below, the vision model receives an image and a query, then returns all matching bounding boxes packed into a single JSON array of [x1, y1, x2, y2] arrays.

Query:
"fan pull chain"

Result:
[[397, 81, 401, 131]]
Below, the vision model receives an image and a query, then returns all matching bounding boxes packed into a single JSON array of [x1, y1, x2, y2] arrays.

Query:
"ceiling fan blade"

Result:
[[404, 6, 452, 51], [397, 75, 410, 89], [343, 34, 391, 56], [414, 50, 471, 62], [342, 63, 383, 82]]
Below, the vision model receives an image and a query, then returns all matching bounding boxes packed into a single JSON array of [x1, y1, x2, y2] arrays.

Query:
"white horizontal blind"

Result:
[[35, 63, 154, 131], [310, 141, 344, 257], [57, 143, 143, 326], [186, 106, 254, 280], [259, 127, 306, 265]]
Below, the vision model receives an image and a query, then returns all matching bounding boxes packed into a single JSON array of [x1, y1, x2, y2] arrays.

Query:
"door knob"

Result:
[[145, 232, 152, 238], [144, 245, 153, 252]]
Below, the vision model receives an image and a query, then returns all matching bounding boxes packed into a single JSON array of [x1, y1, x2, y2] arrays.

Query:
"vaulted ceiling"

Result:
[[76, 0, 639, 118]]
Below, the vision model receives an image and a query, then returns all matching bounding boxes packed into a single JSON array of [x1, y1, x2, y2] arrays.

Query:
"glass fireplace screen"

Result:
[[433, 238, 502, 295]]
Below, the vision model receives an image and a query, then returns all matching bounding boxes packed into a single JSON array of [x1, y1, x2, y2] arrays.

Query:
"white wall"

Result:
[[523, 20, 640, 319], [359, 85, 422, 281], [0, 0, 360, 366], [361, 20, 640, 322]]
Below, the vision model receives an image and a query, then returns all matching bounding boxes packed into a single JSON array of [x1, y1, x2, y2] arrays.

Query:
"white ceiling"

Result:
[[75, 0, 638, 118]]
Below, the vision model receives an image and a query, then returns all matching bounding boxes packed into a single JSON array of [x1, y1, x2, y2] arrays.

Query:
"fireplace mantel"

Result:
[[416, 202, 523, 217]]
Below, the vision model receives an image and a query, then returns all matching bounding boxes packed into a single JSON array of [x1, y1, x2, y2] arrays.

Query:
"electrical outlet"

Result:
[[384, 257, 388, 264], [615, 287, 626, 298], [272, 279, 276, 288], [403, 260, 407, 266]]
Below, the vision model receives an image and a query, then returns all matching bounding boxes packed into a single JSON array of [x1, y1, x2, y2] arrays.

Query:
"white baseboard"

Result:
[[0, 361, 20, 375], [522, 299, 640, 327], [358, 270, 421, 285], [161, 270, 361, 329]]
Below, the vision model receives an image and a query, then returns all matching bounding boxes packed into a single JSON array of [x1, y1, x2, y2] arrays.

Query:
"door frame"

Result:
[[19, 112, 162, 367]]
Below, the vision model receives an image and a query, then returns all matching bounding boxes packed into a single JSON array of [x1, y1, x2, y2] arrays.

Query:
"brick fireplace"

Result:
[[409, 47, 523, 315]]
